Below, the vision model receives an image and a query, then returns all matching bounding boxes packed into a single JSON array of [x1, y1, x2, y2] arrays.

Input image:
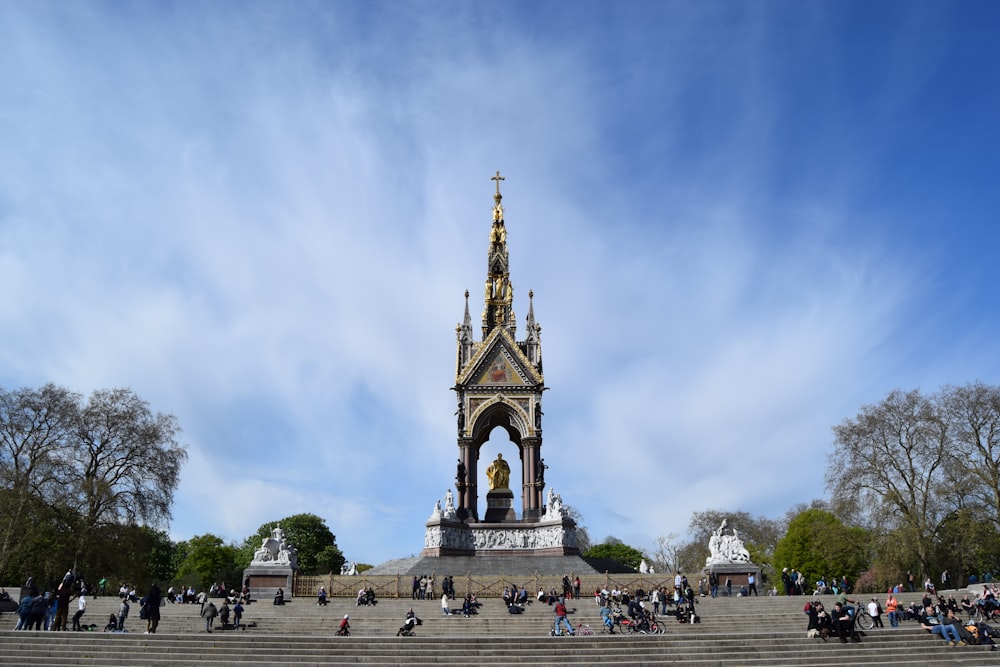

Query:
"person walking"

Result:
[[201, 600, 218, 633], [72, 594, 87, 631], [441, 592, 452, 616], [144, 583, 162, 634], [233, 600, 244, 630]]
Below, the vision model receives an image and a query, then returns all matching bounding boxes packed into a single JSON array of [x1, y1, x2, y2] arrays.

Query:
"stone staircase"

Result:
[[1, 589, 996, 666]]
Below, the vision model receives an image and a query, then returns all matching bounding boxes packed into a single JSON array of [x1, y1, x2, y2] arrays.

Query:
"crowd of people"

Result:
[[802, 583, 1000, 650]]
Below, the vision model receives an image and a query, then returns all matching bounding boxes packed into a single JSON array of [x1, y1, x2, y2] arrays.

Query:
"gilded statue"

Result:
[[485, 453, 511, 490]]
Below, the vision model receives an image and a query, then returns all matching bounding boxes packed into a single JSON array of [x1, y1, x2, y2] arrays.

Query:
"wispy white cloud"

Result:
[[1, 2, 997, 564]]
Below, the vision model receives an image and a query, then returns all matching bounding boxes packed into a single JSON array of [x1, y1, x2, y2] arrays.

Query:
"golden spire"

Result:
[[491, 170, 505, 222]]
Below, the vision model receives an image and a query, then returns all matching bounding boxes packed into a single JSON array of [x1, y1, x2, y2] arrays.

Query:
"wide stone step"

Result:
[[2, 589, 988, 666]]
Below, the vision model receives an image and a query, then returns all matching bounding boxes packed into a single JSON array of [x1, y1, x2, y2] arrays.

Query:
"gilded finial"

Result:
[[491, 170, 505, 197]]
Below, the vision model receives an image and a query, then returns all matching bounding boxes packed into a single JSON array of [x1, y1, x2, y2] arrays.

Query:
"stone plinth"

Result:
[[243, 564, 294, 602], [483, 489, 516, 523], [706, 563, 762, 596]]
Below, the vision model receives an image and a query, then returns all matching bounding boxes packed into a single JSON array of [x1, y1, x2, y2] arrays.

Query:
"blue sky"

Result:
[[1, 1, 998, 566]]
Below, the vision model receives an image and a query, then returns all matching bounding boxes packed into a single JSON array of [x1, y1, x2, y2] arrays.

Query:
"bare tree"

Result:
[[652, 533, 682, 573], [66, 388, 187, 565], [941, 382, 1000, 523], [828, 388, 952, 578], [0, 384, 77, 576]]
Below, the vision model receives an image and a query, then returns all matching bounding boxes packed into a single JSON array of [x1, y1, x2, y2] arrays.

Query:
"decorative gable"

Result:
[[458, 327, 541, 388]]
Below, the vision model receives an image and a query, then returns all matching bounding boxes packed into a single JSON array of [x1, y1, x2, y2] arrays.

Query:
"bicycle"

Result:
[[850, 606, 875, 631], [575, 623, 595, 636], [971, 601, 1000, 623]]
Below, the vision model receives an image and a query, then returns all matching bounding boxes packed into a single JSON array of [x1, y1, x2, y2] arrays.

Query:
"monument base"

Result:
[[421, 516, 579, 557], [483, 489, 516, 523], [243, 564, 294, 602], [705, 562, 762, 596]]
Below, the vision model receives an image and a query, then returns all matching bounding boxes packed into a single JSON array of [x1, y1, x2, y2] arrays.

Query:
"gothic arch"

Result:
[[455, 397, 542, 522], [469, 397, 529, 446]]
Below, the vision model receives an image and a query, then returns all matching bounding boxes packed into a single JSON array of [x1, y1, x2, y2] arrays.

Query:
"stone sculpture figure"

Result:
[[443, 489, 457, 519], [705, 519, 751, 566], [543, 488, 566, 519], [250, 524, 298, 568]]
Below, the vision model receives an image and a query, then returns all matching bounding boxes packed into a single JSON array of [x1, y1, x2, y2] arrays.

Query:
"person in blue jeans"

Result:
[[600, 602, 614, 634], [921, 608, 965, 645], [553, 599, 574, 636]]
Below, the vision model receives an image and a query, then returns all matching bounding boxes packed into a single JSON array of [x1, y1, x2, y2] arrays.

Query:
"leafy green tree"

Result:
[[241, 514, 344, 575], [773, 508, 870, 591], [585, 539, 645, 570], [87, 525, 178, 589], [175, 534, 241, 591]]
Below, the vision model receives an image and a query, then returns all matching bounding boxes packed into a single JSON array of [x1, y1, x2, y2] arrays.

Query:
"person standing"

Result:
[[747, 573, 758, 596], [725, 576, 732, 597], [907, 570, 915, 593], [885, 591, 900, 628], [117, 598, 129, 632], [54, 582, 73, 631], [867, 598, 883, 628], [72, 594, 87, 631], [781, 568, 793, 596], [941, 570, 949, 590], [709, 571, 719, 598], [144, 582, 162, 634]]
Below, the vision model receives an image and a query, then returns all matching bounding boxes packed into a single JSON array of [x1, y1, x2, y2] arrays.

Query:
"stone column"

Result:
[[457, 438, 476, 521], [521, 437, 541, 518]]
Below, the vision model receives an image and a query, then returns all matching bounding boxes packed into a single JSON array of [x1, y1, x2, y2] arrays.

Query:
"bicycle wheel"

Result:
[[855, 610, 875, 631], [971, 606, 984, 623]]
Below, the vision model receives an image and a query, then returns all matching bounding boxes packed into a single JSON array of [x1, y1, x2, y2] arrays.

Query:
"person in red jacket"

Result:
[[553, 599, 574, 636]]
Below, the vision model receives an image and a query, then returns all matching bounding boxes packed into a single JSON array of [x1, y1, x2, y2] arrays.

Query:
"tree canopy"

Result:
[[773, 508, 870, 589], [585, 539, 645, 570], [0, 384, 186, 585]]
